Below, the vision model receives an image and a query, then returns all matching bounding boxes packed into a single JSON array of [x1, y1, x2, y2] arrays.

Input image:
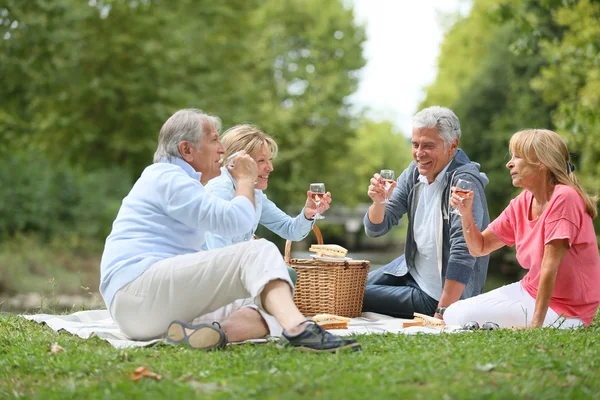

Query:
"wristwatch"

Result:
[[435, 307, 447, 316]]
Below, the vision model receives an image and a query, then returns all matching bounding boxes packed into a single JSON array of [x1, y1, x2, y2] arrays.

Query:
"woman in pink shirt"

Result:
[[444, 129, 599, 328]]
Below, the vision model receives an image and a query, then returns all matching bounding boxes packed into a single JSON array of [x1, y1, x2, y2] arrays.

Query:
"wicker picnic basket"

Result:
[[284, 225, 370, 318]]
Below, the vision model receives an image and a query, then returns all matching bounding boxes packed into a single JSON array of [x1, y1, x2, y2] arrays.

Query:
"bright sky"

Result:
[[349, 0, 470, 136]]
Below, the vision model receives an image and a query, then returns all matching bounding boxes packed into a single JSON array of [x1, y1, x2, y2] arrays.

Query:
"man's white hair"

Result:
[[412, 106, 461, 148], [153, 108, 222, 163]]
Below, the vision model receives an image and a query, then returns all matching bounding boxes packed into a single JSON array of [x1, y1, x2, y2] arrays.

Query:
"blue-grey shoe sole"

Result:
[[166, 320, 227, 351]]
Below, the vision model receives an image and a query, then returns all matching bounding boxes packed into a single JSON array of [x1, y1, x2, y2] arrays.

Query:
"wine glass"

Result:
[[224, 151, 242, 168], [450, 179, 473, 216], [379, 169, 395, 204], [309, 183, 326, 220], [224, 151, 257, 184]]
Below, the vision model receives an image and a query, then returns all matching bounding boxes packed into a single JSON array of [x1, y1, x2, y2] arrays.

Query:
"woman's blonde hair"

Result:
[[221, 124, 278, 163], [509, 129, 597, 218]]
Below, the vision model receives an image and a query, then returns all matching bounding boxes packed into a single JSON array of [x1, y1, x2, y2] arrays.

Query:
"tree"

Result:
[[0, 0, 367, 209], [334, 118, 413, 207], [528, 0, 600, 194], [496, 0, 600, 234], [420, 0, 554, 219]]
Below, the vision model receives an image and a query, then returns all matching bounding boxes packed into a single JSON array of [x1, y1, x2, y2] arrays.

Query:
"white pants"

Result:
[[190, 297, 282, 338], [110, 239, 291, 340], [444, 282, 584, 329]]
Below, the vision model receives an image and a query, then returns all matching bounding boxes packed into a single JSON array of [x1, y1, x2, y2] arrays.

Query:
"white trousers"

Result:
[[110, 239, 291, 340], [444, 282, 584, 329]]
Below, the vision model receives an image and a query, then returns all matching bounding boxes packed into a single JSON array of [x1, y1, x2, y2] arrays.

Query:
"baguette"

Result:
[[413, 312, 445, 328], [312, 313, 351, 330]]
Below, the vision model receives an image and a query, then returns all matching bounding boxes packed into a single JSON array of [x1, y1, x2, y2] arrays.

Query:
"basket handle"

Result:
[[284, 224, 323, 264]]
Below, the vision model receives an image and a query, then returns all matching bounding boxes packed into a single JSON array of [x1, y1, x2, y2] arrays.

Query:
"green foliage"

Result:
[[420, 0, 499, 108], [0, 151, 131, 241], [422, 3, 549, 220], [1, 312, 600, 398], [0, 0, 390, 250], [335, 118, 413, 208], [527, 0, 600, 194], [0, 0, 367, 210], [452, 24, 553, 218], [488, 0, 600, 232], [420, 0, 596, 272], [421, 0, 600, 225], [236, 0, 367, 207]]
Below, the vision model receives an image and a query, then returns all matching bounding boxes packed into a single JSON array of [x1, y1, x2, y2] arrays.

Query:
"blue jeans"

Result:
[[362, 266, 438, 319]]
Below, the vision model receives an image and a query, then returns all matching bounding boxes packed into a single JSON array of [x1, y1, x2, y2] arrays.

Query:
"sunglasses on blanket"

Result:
[[462, 321, 500, 331]]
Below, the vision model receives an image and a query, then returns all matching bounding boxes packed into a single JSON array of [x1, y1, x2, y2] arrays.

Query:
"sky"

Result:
[[349, 0, 470, 136]]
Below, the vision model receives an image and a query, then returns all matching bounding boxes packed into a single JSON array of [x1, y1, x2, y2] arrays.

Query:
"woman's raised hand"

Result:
[[450, 185, 474, 217], [368, 173, 396, 204], [304, 191, 332, 219], [228, 151, 258, 184]]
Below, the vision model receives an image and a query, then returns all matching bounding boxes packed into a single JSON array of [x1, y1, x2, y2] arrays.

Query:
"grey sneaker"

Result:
[[165, 320, 227, 351], [280, 321, 361, 353]]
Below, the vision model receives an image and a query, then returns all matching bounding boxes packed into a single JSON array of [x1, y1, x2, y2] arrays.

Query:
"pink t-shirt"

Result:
[[489, 185, 600, 326]]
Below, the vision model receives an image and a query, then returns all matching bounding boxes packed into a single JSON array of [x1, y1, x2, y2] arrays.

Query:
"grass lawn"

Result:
[[1, 313, 599, 399]]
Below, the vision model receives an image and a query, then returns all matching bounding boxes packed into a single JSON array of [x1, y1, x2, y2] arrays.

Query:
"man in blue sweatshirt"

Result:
[[363, 106, 490, 321], [100, 108, 360, 353]]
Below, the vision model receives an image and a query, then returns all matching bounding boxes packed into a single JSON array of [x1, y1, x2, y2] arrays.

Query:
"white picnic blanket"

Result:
[[21, 310, 461, 349]]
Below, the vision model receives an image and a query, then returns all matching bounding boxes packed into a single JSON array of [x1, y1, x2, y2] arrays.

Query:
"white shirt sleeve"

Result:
[[157, 168, 255, 237]]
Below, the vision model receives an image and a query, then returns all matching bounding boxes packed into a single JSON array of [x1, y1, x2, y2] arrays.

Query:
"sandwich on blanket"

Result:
[[308, 244, 348, 258], [402, 312, 446, 328], [312, 314, 351, 330]]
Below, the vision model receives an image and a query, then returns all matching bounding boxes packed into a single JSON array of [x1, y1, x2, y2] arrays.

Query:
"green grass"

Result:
[[0, 234, 100, 296], [1, 313, 599, 399]]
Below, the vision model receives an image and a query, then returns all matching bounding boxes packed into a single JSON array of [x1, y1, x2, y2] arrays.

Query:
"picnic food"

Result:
[[402, 320, 425, 328], [308, 244, 348, 258], [312, 313, 351, 330], [412, 312, 445, 328]]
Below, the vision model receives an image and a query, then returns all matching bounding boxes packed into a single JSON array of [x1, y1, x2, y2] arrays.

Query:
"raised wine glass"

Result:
[[379, 169, 395, 204], [309, 183, 326, 220], [450, 179, 473, 216]]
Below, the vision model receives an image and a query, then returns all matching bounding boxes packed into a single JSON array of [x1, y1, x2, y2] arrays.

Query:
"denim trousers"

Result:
[[362, 267, 438, 319]]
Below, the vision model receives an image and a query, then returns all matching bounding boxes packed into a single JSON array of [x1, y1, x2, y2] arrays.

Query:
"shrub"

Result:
[[0, 151, 131, 241]]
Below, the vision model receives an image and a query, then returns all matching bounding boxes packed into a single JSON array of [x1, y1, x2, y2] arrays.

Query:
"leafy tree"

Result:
[[0, 0, 366, 210], [496, 0, 600, 234], [420, 0, 498, 108], [421, 0, 554, 219], [420, 0, 558, 276], [529, 0, 600, 194], [334, 118, 413, 207]]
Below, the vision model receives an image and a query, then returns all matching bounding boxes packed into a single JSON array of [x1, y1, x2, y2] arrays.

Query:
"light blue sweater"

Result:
[[203, 167, 313, 249], [100, 157, 255, 310]]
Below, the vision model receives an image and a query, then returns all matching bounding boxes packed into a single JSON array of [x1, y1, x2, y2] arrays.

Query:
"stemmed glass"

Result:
[[309, 183, 326, 220], [450, 179, 473, 216], [379, 169, 395, 204], [224, 151, 257, 184]]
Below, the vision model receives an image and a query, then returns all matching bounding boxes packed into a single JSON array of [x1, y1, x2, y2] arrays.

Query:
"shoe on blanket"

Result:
[[280, 321, 361, 353], [166, 320, 227, 351]]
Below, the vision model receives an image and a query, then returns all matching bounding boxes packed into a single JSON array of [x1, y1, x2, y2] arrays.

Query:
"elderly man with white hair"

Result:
[[100, 108, 360, 353], [362, 106, 491, 321]]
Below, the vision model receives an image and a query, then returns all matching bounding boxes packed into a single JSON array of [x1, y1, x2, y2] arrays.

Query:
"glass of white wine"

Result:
[[379, 169, 395, 204], [450, 179, 473, 216], [309, 183, 326, 220]]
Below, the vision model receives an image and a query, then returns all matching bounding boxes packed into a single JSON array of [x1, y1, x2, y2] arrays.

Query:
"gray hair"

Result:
[[412, 106, 461, 148], [153, 108, 222, 163]]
